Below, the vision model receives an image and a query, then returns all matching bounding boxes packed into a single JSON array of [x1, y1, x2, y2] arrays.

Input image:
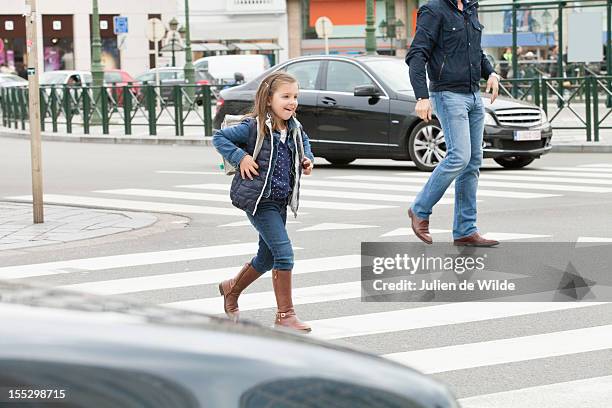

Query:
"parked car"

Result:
[[39, 70, 92, 86], [104, 69, 138, 105], [134, 67, 216, 105], [214, 55, 553, 170], [0, 281, 460, 407], [195, 54, 270, 84], [0, 73, 27, 88]]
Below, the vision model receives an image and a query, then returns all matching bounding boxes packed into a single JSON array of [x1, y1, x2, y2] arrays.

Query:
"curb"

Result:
[[0, 128, 214, 146], [2, 128, 611, 152]]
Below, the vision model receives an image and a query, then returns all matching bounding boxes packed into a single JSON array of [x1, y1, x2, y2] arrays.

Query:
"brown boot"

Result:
[[218, 263, 261, 321], [454, 232, 499, 247], [272, 269, 311, 333], [408, 208, 433, 244]]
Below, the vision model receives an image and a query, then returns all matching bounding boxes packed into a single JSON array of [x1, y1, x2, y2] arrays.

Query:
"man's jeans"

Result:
[[246, 198, 294, 272], [411, 91, 485, 239]]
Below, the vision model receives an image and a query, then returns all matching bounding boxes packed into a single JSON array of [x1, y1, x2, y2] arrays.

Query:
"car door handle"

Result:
[[321, 96, 337, 107]]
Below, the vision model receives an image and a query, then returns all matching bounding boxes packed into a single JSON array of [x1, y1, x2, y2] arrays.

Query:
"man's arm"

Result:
[[405, 5, 441, 100], [481, 50, 496, 80]]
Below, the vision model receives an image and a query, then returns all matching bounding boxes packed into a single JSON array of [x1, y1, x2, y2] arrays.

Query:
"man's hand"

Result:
[[301, 158, 313, 175], [486, 74, 500, 104], [239, 155, 259, 180], [415, 99, 433, 122]]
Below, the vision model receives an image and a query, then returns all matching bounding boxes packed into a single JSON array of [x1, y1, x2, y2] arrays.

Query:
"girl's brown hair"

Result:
[[246, 71, 298, 138]]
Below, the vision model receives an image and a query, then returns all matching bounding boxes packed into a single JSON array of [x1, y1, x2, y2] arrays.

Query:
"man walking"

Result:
[[406, 0, 500, 247]]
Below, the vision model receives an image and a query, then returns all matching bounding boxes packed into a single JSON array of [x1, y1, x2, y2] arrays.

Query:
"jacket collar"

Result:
[[262, 115, 302, 133], [443, 0, 478, 12]]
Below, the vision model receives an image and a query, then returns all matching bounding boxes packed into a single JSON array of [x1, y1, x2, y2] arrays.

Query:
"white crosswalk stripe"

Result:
[[332, 175, 612, 193], [395, 171, 612, 184], [383, 325, 612, 374]]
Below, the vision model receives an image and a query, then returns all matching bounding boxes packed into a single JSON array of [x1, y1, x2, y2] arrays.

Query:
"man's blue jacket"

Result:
[[405, 0, 495, 100]]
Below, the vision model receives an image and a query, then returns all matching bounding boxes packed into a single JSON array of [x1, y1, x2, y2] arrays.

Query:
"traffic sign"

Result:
[[146, 18, 165, 42], [113, 16, 128, 35], [315, 16, 333, 38]]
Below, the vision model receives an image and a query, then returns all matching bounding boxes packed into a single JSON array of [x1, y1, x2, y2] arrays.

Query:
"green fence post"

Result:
[[146, 83, 156, 136], [593, 78, 599, 143], [101, 85, 109, 134], [174, 85, 182, 136], [203, 85, 212, 137], [64, 85, 72, 134], [0, 89, 5, 127], [123, 85, 132, 135], [19, 87, 27, 130], [50, 86, 59, 133], [534, 77, 541, 107], [541, 77, 548, 117], [39, 88, 46, 132], [585, 76, 592, 142], [83, 87, 91, 134], [11, 87, 17, 128]]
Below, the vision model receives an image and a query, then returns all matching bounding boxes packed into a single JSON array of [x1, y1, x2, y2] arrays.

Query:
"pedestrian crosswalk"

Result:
[[1, 241, 610, 407]]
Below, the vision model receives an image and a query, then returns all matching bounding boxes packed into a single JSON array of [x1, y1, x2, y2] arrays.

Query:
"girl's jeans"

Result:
[[246, 198, 294, 272]]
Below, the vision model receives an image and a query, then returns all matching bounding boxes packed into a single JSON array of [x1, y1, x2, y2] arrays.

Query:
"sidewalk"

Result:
[[0, 202, 157, 251]]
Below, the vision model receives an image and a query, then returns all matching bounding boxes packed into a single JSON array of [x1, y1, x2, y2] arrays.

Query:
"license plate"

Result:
[[513, 130, 541, 141]]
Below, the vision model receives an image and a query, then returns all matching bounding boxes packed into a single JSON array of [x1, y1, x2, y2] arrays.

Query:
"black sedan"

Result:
[[214, 55, 553, 171], [0, 281, 460, 407]]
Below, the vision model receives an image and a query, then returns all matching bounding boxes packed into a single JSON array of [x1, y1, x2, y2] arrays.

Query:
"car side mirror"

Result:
[[354, 84, 381, 97]]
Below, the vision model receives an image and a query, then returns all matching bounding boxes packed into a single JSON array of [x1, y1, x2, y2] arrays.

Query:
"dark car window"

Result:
[[326, 61, 374, 93], [283, 61, 321, 90], [159, 71, 178, 81]]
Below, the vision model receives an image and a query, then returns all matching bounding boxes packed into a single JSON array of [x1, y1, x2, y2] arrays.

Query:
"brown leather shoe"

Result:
[[272, 269, 311, 333], [454, 232, 499, 247], [408, 208, 432, 244], [218, 263, 261, 321]]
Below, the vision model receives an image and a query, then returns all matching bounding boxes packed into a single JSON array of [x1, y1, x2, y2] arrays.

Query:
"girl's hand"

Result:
[[240, 155, 259, 180], [301, 158, 313, 175]]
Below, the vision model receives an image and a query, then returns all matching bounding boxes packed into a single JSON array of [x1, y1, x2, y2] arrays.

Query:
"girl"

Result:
[[212, 72, 315, 333]]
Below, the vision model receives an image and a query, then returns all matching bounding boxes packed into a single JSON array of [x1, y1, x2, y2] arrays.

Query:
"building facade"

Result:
[[1, 0, 176, 77]]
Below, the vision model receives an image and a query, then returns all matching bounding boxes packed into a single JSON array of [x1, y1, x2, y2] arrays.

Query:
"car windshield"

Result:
[[40, 72, 69, 85], [362, 59, 415, 92]]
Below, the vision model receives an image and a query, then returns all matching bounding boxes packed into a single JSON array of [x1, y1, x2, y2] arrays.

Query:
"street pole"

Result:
[[91, 0, 104, 123], [25, 0, 44, 223], [183, 0, 195, 99], [606, 0, 611, 107], [365, 0, 377, 55]]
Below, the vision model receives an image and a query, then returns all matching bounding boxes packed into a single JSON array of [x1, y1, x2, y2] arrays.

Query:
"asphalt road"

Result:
[[1, 137, 612, 407]]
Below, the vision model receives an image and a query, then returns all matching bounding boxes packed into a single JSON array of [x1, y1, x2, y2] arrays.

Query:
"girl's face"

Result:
[[268, 81, 299, 122]]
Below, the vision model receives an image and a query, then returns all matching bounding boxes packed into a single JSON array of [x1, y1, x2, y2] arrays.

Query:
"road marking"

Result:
[[577, 236, 612, 242], [458, 375, 612, 408], [93, 189, 395, 211], [309, 302, 603, 340], [380, 228, 451, 237], [481, 232, 551, 240], [383, 324, 612, 374], [396, 171, 612, 183], [0, 242, 272, 280], [218, 220, 301, 227], [180, 182, 558, 200], [578, 164, 612, 168], [333, 175, 612, 193], [297, 223, 378, 232], [60, 255, 359, 296], [165, 281, 361, 314], [496, 169, 612, 179], [156, 170, 224, 175], [6, 194, 243, 216]]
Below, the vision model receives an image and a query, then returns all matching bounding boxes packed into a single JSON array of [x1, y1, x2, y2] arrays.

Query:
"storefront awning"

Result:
[[191, 43, 229, 52], [229, 42, 283, 51]]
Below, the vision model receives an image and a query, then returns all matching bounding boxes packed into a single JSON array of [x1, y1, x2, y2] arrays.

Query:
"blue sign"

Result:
[[113, 16, 128, 35]]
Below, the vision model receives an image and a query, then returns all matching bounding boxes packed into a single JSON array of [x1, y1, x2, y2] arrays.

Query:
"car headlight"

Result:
[[540, 109, 549, 124], [484, 112, 497, 126]]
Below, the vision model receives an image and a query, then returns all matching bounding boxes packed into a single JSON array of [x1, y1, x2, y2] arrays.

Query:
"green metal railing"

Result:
[[0, 83, 217, 137]]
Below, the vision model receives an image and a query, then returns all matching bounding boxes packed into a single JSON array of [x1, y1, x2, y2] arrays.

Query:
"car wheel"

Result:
[[408, 120, 446, 172], [494, 156, 536, 169], [325, 157, 355, 166]]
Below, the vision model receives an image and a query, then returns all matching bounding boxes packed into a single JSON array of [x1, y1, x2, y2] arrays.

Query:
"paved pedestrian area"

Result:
[[0, 202, 157, 251]]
